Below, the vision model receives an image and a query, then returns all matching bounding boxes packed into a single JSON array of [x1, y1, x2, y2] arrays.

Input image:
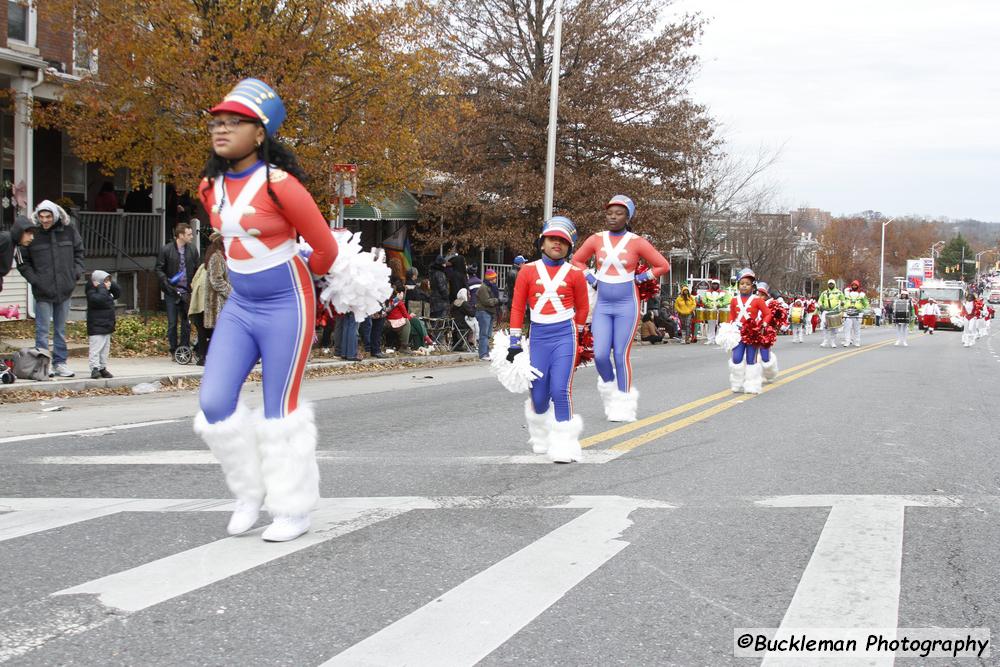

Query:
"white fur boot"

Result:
[[258, 404, 319, 542], [596, 378, 618, 420], [194, 403, 263, 536], [743, 362, 763, 394], [547, 415, 584, 463], [525, 399, 554, 454], [760, 353, 779, 383], [607, 388, 639, 422], [728, 359, 745, 393]]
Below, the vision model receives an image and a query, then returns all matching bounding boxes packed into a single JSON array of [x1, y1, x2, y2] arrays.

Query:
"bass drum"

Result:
[[693, 308, 706, 323]]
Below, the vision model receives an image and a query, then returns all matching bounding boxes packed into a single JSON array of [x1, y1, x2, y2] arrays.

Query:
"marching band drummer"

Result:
[[818, 279, 846, 348], [508, 216, 591, 463], [789, 296, 807, 343], [842, 280, 869, 347], [699, 278, 726, 345], [891, 289, 916, 346], [727, 268, 772, 394]]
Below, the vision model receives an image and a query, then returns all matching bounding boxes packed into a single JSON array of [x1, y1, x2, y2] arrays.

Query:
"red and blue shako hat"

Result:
[[210, 78, 287, 137], [539, 216, 578, 247], [605, 194, 636, 220]]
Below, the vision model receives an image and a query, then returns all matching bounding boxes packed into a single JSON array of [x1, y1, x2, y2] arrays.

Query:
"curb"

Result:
[[0, 352, 480, 394]]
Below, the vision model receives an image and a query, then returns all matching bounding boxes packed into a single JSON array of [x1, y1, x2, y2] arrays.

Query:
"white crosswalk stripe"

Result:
[[0, 495, 993, 665]]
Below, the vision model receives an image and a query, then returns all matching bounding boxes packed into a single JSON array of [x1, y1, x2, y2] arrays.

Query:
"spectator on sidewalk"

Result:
[[155, 222, 200, 357], [201, 232, 230, 360], [429, 255, 450, 317], [85, 270, 120, 378], [17, 201, 85, 378], [476, 268, 500, 360], [335, 310, 360, 361], [407, 278, 432, 318], [640, 312, 664, 344], [386, 281, 412, 354], [674, 285, 696, 344]]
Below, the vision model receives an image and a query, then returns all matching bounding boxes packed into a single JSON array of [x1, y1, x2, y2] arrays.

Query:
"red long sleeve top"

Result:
[[509, 259, 590, 330], [200, 163, 337, 276], [729, 294, 772, 328], [571, 231, 670, 283]]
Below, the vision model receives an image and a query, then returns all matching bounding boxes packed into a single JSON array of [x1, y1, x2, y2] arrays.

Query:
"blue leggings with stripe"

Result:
[[199, 256, 315, 423], [529, 319, 577, 421], [732, 342, 770, 365], [591, 280, 640, 391]]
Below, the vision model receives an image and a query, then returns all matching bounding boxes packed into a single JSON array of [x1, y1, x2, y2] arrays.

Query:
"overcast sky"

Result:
[[671, 0, 1000, 221]]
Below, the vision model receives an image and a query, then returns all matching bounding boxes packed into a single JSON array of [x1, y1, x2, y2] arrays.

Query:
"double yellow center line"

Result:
[[582, 339, 895, 455]]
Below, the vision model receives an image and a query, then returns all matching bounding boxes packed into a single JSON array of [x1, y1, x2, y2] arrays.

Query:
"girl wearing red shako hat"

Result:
[[507, 216, 591, 463], [571, 195, 669, 422], [193, 79, 339, 543], [726, 268, 772, 394]]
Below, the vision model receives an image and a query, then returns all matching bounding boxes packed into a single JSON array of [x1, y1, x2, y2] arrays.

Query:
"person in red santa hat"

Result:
[[918, 298, 939, 334]]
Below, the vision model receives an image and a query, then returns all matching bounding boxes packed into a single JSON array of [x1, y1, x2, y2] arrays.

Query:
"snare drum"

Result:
[[826, 312, 844, 329], [694, 308, 706, 323], [862, 314, 875, 326], [717, 309, 731, 323], [790, 307, 803, 324], [705, 309, 719, 321]]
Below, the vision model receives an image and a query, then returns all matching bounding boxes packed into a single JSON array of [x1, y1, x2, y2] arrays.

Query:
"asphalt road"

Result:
[[1, 324, 998, 666]]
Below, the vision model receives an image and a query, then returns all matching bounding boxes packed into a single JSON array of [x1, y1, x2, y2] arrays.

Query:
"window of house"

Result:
[[73, 23, 97, 73], [61, 133, 87, 208], [7, 0, 34, 45]]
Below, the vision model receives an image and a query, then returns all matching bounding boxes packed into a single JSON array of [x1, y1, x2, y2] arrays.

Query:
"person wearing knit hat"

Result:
[[85, 270, 120, 379], [506, 216, 590, 463], [195, 78, 341, 543], [475, 268, 500, 360], [570, 195, 670, 422]]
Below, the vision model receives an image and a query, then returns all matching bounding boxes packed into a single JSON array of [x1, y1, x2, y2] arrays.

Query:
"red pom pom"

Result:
[[768, 301, 789, 330], [576, 327, 595, 368], [740, 318, 778, 348], [635, 262, 660, 301]]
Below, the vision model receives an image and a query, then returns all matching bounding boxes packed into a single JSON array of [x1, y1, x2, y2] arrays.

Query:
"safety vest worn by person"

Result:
[[819, 288, 845, 312], [844, 289, 869, 314], [700, 289, 726, 309]]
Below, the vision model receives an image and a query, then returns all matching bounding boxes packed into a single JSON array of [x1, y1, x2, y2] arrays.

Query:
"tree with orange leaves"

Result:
[[34, 0, 457, 204]]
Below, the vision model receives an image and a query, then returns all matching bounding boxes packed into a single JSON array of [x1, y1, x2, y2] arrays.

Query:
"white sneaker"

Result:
[[52, 363, 75, 378], [902, 342, 908, 346], [893, 341, 900, 346], [830, 342, 838, 348], [227, 499, 262, 535], [262, 514, 311, 542], [820, 341, 828, 348]]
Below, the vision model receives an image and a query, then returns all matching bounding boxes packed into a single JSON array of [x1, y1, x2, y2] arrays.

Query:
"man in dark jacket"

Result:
[[428, 255, 450, 318], [17, 202, 85, 377], [86, 269, 120, 379], [155, 222, 200, 355]]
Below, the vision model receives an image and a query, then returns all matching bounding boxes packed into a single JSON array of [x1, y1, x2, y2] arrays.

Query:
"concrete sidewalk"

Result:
[[0, 347, 480, 393]]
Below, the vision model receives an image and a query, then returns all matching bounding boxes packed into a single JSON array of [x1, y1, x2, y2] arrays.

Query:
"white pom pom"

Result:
[[489, 329, 543, 393], [716, 322, 741, 352], [319, 230, 393, 321]]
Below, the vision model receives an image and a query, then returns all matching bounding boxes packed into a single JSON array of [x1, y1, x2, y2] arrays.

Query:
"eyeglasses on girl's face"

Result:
[[207, 118, 260, 133]]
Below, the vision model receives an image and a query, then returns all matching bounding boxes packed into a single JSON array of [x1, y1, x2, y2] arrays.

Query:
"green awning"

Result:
[[343, 191, 419, 221]]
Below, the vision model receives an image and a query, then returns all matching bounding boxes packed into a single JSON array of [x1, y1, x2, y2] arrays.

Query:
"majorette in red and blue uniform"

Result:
[[193, 79, 377, 543], [571, 195, 670, 422], [725, 268, 773, 394], [508, 217, 590, 463]]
